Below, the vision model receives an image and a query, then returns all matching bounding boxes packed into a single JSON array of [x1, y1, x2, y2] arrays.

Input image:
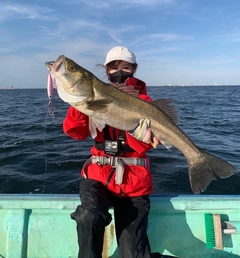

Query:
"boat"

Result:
[[1, 194, 240, 258]]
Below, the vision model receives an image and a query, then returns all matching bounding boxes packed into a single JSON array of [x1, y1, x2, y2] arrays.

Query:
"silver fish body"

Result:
[[45, 55, 238, 194]]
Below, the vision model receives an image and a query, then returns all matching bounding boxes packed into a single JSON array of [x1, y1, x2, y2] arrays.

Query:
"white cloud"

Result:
[[59, 0, 175, 9], [223, 32, 240, 42], [0, 3, 54, 21], [150, 33, 192, 41]]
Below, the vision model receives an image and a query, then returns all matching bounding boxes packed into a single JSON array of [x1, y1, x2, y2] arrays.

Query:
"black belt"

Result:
[[95, 141, 135, 153]]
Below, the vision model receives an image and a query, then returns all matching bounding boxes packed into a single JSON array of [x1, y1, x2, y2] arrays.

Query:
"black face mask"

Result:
[[108, 70, 133, 83]]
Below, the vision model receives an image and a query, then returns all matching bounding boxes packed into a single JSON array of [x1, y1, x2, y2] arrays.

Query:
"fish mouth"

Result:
[[45, 55, 66, 73], [45, 55, 77, 91]]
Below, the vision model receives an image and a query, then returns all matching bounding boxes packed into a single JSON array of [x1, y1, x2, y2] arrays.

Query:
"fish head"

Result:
[[45, 55, 93, 104]]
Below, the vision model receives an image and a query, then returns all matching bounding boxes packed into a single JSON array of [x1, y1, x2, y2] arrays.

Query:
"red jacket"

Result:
[[63, 77, 153, 197]]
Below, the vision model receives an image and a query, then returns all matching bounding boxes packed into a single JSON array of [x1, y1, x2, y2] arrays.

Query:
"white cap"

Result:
[[104, 46, 136, 65]]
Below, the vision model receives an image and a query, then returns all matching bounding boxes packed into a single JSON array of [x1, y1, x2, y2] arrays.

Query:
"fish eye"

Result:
[[68, 66, 75, 71]]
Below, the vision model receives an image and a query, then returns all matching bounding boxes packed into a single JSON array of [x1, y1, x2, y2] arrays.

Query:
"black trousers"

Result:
[[70, 178, 157, 258]]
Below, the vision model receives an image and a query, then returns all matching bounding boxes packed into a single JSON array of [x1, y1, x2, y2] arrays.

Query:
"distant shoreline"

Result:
[[1, 85, 240, 89]]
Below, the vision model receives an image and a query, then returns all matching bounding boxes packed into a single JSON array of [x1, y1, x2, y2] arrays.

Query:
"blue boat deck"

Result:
[[0, 194, 240, 258]]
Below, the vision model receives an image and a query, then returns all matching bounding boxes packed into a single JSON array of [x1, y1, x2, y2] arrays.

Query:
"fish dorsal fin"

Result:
[[111, 83, 139, 97], [86, 99, 112, 112], [151, 98, 180, 124]]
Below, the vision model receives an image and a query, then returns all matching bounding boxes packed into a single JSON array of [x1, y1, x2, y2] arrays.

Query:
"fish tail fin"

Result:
[[188, 151, 238, 194]]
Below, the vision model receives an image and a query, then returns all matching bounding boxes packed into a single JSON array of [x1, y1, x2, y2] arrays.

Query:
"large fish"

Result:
[[45, 55, 238, 194]]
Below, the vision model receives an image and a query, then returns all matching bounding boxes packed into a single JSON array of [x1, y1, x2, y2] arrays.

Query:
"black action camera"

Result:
[[104, 140, 120, 155]]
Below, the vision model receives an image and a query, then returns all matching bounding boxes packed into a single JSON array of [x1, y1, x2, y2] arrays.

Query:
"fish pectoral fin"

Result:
[[86, 99, 112, 112], [89, 118, 106, 138], [151, 98, 180, 124]]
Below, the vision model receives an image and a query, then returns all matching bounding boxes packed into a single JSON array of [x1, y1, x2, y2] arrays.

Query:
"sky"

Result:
[[1, 0, 240, 88]]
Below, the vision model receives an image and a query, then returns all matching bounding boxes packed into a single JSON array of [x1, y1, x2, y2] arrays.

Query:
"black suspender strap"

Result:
[[105, 168, 116, 188]]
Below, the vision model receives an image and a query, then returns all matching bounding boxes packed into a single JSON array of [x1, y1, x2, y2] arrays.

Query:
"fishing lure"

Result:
[[47, 62, 55, 120]]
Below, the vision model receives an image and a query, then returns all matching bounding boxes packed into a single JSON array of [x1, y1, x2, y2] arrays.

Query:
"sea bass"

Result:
[[45, 55, 238, 194]]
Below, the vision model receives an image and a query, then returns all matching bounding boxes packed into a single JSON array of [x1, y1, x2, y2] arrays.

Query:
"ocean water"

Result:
[[1, 86, 240, 195]]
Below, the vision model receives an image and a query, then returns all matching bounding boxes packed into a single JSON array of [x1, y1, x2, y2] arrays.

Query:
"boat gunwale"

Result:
[[0, 194, 240, 211]]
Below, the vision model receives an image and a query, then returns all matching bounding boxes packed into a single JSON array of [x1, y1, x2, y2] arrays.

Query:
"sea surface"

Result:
[[1, 86, 240, 195]]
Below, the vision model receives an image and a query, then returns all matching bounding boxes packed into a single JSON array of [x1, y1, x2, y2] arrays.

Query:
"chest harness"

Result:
[[82, 126, 147, 185]]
